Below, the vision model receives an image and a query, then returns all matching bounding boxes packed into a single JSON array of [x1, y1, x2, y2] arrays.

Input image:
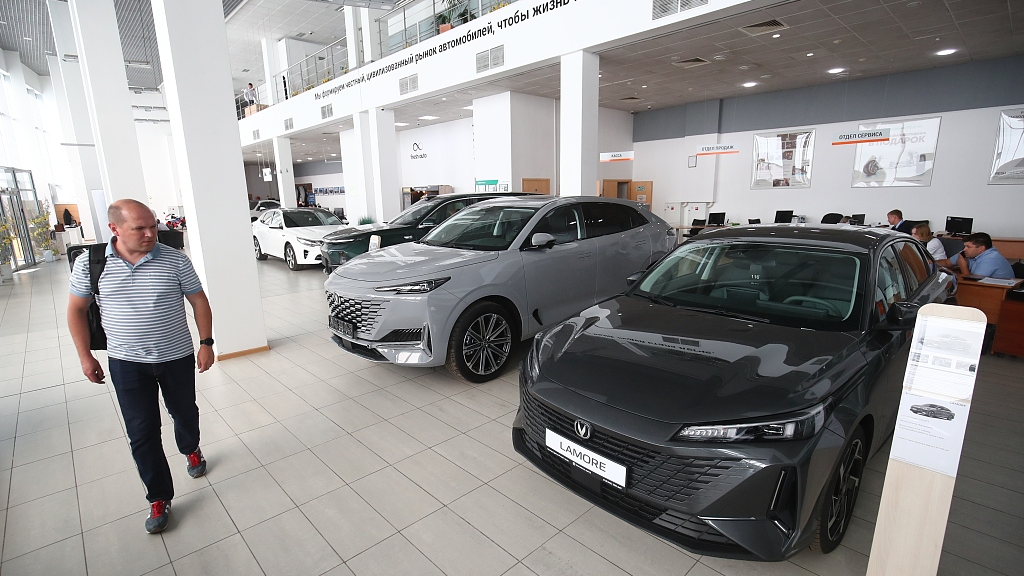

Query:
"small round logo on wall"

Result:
[[412, 142, 423, 151], [574, 419, 592, 440]]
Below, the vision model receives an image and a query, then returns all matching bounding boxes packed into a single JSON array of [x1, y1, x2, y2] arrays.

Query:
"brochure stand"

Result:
[[866, 303, 986, 576]]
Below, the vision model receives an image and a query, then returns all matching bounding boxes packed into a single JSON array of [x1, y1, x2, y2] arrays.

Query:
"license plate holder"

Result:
[[329, 316, 355, 339], [545, 429, 627, 487]]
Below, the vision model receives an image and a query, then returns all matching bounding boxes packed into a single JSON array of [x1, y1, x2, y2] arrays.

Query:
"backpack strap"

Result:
[[88, 243, 108, 296]]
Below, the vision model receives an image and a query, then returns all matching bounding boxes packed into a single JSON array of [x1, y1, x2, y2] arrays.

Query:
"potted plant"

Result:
[[29, 201, 57, 262], [0, 217, 13, 282]]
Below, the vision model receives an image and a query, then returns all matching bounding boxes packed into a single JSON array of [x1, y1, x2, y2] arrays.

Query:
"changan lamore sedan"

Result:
[[514, 225, 952, 560], [323, 196, 675, 382]]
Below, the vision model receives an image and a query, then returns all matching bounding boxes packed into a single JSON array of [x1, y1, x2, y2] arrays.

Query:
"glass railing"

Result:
[[275, 38, 351, 102], [377, 0, 518, 58]]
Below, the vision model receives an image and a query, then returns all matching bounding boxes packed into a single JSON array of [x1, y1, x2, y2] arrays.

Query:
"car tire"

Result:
[[445, 301, 515, 383], [811, 426, 866, 554], [254, 237, 268, 261], [284, 244, 301, 271]]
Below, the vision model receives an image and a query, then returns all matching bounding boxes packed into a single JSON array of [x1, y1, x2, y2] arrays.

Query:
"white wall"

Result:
[[136, 123, 183, 214], [597, 107, 634, 181], [634, 105, 1024, 237], [634, 132, 719, 220], [510, 92, 556, 192], [398, 117, 475, 193], [473, 92, 512, 186]]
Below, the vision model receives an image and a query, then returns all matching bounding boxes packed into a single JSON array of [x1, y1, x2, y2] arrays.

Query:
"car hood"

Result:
[[334, 241, 499, 281], [291, 225, 346, 241], [535, 295, 862, 424], [323, 223, 406, 241]]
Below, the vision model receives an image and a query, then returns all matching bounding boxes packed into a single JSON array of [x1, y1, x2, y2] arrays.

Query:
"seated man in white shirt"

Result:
[[912, 223, 951, 268]]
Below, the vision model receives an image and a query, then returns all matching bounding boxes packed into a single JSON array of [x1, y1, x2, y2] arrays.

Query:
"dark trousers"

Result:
[[109, 354, 200, 503]]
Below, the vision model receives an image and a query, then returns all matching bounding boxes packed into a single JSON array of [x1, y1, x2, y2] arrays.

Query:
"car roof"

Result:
[[691, 224, 908, 252], [470, 195, 645, 209]]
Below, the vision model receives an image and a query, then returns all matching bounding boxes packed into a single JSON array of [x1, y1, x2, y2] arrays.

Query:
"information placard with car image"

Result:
[[750, 130, 814, 189], [852, 116, 941, 187], [889, 311, 984, 477]]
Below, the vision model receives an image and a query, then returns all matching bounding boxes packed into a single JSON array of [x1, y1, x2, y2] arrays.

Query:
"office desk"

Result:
[[955, 277, 1024, 324], [992, 297, 1024, 356]]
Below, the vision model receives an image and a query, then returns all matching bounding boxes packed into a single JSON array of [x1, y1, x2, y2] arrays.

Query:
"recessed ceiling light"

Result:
[[772, 33, 780, 38], [462, 106, 473, 110], [306, 157, 312, 160], [641, 85, 648, 88], [828, 68, 845, 74], [331, 153, 337, 156], [395, 122, 409, 126], [806, 52, 814, 57], [713, 54, 729, 60], [760, 74, 773, 78], [23, 37, 31, 41], [441, 97, 447, 101], [296, 159, 302, 162], [907, 1, 921, 6], [833, 39, 842, 44], [598, 73, 602, 77], [301, 143, 306, 145], [936, 48, 957, 56], [418, 116, 439, 120], [256, 153, 262, 156], [742, 82, 757, 88], [323, 138, 327, 141]]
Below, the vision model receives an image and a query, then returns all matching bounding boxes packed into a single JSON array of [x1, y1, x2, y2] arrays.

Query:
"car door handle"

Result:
[[404, 235, 413, 240]]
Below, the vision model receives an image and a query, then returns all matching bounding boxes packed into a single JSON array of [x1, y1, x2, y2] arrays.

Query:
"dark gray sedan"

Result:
[[513, 225, 952, 561]]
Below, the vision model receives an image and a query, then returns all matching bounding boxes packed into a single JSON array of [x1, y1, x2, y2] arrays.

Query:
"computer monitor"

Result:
[[748, 218, 761, 224], [850, 213, 866, 226], [945, 216, 973, 236], [707, 212, 726, 226], [774, 210, 794, 224]]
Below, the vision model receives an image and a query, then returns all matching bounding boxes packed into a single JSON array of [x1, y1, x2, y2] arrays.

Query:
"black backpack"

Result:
[[86, 244, 108, 350]]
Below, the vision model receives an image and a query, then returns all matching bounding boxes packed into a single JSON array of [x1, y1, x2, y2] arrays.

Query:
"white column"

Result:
[[272, 137, 296, 207], [260, 37, 281, 105], [46, 0, 105, 240], [358, 8, 381, 64], [367, 108, 400, 222], [344, 8, 362, 68], [67, 0, 148, 204], [339, 111, 376, 223], [150, 0, 268, 358], [559, 50, 600, 196]]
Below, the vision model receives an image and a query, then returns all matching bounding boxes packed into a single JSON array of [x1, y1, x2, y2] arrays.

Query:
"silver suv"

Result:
[[323, 196, 675, 382]]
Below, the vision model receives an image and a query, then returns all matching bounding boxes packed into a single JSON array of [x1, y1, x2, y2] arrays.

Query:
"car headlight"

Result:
[[296, 237, 322, 247], [373, 277, 450, 294], [676, 403, 827, 442]]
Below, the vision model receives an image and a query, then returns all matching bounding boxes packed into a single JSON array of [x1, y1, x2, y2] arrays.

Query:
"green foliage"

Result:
[[29, 201, 54, 252], [0, 216, 13, 257], [358, 215, 376, 225]]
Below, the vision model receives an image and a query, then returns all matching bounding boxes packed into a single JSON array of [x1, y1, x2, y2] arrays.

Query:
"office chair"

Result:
[[821, 213, 844, 224], [685, 219, 705, 238]]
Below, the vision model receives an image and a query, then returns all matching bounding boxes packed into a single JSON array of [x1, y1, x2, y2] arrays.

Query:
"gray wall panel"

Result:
[[633, 55, 1024, 142], [294, 160, 343, 177]]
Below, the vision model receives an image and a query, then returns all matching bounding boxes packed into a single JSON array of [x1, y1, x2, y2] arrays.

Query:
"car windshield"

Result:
[[420, 205, 537, 251], [390, 198, 440, 226], [283, 210, 343, 227], [633, 241, 866, 331]]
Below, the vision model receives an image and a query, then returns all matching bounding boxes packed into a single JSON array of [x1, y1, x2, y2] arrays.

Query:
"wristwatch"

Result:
[[199, 338, 214, 347]]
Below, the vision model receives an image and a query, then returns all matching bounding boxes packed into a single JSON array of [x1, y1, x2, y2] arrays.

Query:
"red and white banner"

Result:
[[696, 144, 738, 156]]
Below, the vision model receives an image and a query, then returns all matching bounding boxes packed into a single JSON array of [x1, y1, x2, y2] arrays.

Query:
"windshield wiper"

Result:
[[693, 307, 770, 324], [634, 293, 676, 307]]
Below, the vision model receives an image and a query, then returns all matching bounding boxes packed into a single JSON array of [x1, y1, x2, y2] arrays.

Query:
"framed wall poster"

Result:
[[852, 116, 941, 187], [750, 130, 814, 189], [989, 108, 1024, 184]]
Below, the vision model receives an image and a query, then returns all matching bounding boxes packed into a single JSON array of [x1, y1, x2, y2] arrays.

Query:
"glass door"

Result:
[[0, 191, 36, 270]]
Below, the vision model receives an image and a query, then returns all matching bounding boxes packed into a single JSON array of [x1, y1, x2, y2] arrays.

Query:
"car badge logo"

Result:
[[574, 420, 592, 440]]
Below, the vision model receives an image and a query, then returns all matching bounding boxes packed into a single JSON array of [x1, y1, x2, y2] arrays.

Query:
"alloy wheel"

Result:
[[461, 313, 512, 376], [826, 438, 864, 542], [253, 238, 261, 258], [286, 245, 296, 270]]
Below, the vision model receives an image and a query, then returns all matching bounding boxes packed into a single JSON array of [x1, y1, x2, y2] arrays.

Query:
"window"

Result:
[[530, 206, 583, 244], [875, 246, 909, 321], [896, 241, 929, 292], [258, 211, 274, 224], [635, 241, 866, 331], [421, 206, 537, 251], [283, 210, 343, 227], [582, 203, 636, 238], [421, 200, 469, 227], [270, 212, 283, 228]]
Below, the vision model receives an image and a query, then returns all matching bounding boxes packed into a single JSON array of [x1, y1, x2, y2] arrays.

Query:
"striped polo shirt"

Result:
[[69, 239, 204, 363]]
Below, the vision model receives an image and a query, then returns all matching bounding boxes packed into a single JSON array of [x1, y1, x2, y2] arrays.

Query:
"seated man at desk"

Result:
[[887, 209, 914, 234], [950, 233, 1015, 279]]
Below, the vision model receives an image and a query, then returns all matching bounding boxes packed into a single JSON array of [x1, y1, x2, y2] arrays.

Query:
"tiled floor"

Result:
[[0, 254, 1021, 576]]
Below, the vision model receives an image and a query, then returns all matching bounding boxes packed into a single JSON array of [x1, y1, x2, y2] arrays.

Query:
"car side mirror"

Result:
[[258, 206, 266, 211], [881, 302, 919, 330], [626, 271, 645, 288], [270, 224, 282, 230], [530, 233, 556, 249]]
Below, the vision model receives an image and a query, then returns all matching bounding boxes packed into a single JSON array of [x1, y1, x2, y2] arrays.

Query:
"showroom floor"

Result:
[[0, 255, 1021, 576]]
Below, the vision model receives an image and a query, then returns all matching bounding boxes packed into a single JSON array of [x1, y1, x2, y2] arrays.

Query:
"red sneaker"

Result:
[[186, 448, 207, 478], [146, 500, 170, 533]]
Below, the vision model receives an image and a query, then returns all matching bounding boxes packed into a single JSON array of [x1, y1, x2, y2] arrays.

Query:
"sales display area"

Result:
[[1, 0, 1023, 574]]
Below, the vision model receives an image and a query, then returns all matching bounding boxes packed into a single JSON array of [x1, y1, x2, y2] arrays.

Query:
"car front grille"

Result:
[[518, 389, 741, 548], [325, 292, 388, 338], [379, 328, 422, 343]]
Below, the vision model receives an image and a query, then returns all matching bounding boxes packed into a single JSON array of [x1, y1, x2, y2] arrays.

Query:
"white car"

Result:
[[253, 208, 346, 271], [250, 199, 281, 222], [323, 196, 676, 381]]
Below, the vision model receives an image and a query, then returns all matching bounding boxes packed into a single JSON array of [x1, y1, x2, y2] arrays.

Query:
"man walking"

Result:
[[67, 199, 215, 533]]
